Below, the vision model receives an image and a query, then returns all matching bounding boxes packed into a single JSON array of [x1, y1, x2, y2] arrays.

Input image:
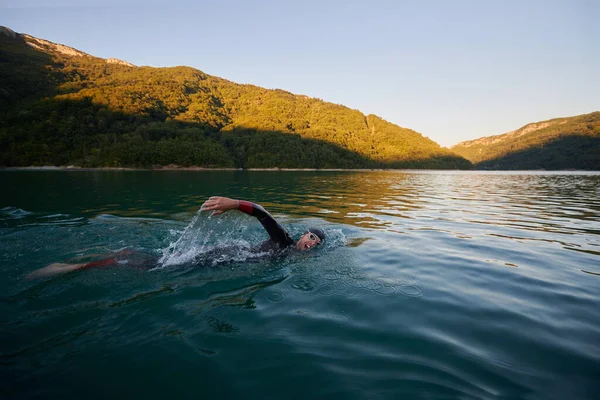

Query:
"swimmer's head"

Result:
[[296, 227, 325, 251]]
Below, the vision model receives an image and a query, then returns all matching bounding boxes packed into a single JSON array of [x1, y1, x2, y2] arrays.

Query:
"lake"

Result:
[[1, 170, 599, 399]]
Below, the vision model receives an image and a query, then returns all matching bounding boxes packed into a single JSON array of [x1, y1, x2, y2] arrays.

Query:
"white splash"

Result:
[[158, 210, 208, 267], [156, 209, 257, 268]]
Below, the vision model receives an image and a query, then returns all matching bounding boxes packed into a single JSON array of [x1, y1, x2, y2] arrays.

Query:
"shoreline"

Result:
[[0, 165, 390, 172], [0, 166, 596, 172]]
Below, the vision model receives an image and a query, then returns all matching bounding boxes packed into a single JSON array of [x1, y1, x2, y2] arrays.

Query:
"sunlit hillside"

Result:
[[0, 26, 470, 169]]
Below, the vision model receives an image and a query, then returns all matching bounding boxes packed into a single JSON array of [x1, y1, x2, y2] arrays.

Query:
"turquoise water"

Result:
[[1, 170, 599, 399]]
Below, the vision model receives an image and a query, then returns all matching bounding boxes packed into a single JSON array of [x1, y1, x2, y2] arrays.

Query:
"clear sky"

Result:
[[2, 0, 599, 147]]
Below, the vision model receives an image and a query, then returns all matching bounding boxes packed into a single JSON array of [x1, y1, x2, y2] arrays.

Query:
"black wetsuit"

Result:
[[238, 200, 295, 252]]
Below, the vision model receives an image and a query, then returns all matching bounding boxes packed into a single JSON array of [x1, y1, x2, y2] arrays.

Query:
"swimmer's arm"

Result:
[[201, 196, 293, 246], [201, 196, 274, 219], [201, 196, 240, 216]]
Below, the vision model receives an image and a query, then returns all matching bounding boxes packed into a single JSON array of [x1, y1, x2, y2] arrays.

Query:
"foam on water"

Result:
[[0, 206, 33, 218]]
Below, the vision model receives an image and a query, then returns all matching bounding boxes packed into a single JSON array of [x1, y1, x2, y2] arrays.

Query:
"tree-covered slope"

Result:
[[451, 112, 600, 170], [0, 26, 470, 169]]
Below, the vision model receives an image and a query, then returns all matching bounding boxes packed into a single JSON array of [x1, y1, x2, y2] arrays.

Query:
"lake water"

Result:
[[1, 170, 599, 399]]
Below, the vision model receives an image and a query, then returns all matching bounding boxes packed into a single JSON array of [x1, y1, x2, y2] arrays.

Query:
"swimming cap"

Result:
[[308, 227, 325, 242]]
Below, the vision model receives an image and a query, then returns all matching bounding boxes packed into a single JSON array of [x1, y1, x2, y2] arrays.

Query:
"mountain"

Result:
[[0, 26, 470, 169], [451, 112, 600, 170]]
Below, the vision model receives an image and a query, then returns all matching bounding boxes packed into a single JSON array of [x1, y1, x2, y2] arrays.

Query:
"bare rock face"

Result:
[[106, 58, 136, 67], [23, 34, 91, 57], [1, 25, 137, 68]]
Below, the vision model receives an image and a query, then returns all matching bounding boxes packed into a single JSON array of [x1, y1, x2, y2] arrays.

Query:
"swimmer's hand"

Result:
[[201, 196, 240, 216]]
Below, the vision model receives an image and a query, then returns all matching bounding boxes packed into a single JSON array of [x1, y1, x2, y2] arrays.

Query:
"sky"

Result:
[[2, 0, 599, 147]]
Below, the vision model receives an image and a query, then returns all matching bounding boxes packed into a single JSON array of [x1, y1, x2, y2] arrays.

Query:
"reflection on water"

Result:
[[1, 170, 600, 399], [263, 171, 600, 234]]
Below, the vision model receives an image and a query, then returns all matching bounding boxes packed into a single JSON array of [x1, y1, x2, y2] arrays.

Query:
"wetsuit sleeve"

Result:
[[238, 200, 294, 247]]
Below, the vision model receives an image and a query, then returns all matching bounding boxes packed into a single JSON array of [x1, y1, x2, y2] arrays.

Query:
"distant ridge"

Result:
[[451, 112, 600, 170]]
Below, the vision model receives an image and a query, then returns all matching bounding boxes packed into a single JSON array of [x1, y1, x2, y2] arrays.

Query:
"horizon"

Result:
[[2, 0, 598, 147]]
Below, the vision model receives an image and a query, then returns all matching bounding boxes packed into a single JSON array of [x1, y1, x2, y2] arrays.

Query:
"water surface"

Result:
[[1, 170, 599, 399]]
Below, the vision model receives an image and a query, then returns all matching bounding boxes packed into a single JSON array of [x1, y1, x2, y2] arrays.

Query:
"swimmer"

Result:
[[200, 196, 325, 252], [26, 196, 325, 279]]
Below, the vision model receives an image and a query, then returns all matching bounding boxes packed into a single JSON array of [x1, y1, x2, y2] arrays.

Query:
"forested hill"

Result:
[[0, 26, 470, 169], [451, 112, 600, 170]]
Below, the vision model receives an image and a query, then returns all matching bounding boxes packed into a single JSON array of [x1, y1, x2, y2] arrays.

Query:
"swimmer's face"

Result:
[[296, 232, 322, 251]]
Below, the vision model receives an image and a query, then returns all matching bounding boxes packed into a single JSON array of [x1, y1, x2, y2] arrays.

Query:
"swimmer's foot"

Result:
[[25, 262, 86, 280]]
